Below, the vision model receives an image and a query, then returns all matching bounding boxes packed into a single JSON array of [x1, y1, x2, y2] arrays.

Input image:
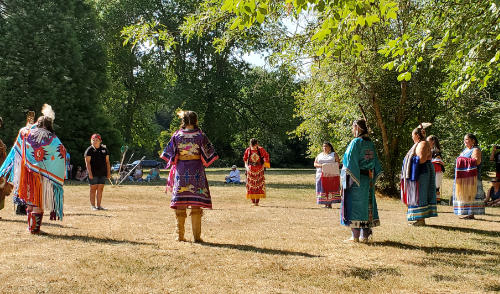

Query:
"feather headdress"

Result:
[[419, 122, 431, 129], [42, 104, 55, 121], [176, 110, 185, 119]]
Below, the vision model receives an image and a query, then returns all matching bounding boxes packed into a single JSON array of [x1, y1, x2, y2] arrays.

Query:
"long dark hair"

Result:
[[322, 141, 335, 153], [427, 135, 441, 151], [353, 119, 368, 136], [412, 127, 425, 141], [179, 110, 199, 129], [465, 133, 479, 147], [250, 138, 258, 147]]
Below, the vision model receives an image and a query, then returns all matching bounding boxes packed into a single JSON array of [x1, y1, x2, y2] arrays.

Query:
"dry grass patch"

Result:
[[1, 169, 499, 293]]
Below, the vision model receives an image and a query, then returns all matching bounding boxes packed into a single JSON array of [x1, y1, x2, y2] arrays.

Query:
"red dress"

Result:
[[243, 147, 270, 199]]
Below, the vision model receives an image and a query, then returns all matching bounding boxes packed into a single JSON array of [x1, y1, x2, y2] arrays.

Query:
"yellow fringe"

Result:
[[455, 177, 477, 202], [246, 193, 266, 199]]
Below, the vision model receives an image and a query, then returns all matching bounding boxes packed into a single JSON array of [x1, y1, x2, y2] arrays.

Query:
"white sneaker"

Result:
[[91, 206, 98, 211], [97, 206, 107, 211], [344, 236, 359, 243]]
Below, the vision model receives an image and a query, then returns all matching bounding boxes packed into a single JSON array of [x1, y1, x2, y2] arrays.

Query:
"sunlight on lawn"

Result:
[[0, 169, 499, 293]]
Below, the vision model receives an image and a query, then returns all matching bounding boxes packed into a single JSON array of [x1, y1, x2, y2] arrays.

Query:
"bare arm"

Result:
[[334, 153, 340, 163], [314, 159, 322, 168], [491, 146, 496, 161], [106, 155, 111, 179], [85, 156, 93, 179], [472, 148, 481, 165]]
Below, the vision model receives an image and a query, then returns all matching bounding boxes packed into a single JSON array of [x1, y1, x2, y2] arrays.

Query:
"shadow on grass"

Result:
[[206, 169, 315, 176], [471, 218, 500, 223], [200, 241, 322, 258], [371, 240, 497, 256], [0, 218, 71, 228], [341, 266, 401, 280], [266, 183, 316, 189], [427, 224, 500, 238], [64, 213, 112, 218], [40, 233, 156, 246], [208, 181, 246, 187], [262, 205, 338, 210], [485, 283, 500, 292], [473, 238, 500, 246], [432, 274, 458, 282], [207, 180, 315, 189]]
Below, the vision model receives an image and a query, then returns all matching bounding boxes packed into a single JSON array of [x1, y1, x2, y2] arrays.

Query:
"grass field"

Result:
[[0, 169, 499, 293]]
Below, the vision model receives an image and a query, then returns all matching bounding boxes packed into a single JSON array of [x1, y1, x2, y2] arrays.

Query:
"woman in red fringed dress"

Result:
[[243, 138, 270, 206]]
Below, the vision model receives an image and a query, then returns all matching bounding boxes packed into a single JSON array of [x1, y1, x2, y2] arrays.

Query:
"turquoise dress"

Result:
[[340, 137, 382, 228]]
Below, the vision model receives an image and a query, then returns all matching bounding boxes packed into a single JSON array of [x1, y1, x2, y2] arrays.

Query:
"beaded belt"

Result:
[[179, 154, 201, 160]]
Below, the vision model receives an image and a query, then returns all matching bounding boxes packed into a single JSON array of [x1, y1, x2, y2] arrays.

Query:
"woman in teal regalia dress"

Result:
[[340, 119, 382, 243]]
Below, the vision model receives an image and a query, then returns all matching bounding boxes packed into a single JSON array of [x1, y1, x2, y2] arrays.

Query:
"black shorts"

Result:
[[88, 176, 107, 185]]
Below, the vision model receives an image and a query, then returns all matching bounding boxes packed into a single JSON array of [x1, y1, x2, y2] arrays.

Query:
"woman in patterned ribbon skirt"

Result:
[[401, 126, 438, 226], [314, 142, 341, 208], [453, 133, 485, 219]]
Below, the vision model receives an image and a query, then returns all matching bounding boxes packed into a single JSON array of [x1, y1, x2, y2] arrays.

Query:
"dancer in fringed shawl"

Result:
[[401, 126, 437, 226], [0, 104, 68, 233], [427, 135, 445, 204], [314, 141, 341, 208], [244, 138, 270, 206], [161, 110, 218, 242], [12, 111, 36, 216], [0, 117, 14, 219], [453, 133, 485, 219], [341, 120, 382, 243]]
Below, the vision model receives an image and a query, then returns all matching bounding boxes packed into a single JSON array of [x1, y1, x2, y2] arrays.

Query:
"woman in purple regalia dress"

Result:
[[161, 111, 218, 242]]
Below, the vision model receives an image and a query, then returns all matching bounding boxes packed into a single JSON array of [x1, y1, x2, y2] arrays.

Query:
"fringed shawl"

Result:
[[402, 143, 418, 180], [455, 156, 478, 179], [0, 126, 67, 219], [400, 155, 421, 205], [454, 156, 478, 201]]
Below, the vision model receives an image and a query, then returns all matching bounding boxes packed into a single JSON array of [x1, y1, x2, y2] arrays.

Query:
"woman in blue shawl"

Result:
[[341, 119, 382, 243], [0, 105, 67, 234]]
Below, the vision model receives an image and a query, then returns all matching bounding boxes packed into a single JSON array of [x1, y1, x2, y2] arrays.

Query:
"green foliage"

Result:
[[0, 0, 120, 168], [95, 0, 307, 166], [181, 0, 499, 94], [433, 83, 500, 178], [176, 0, 499, 195]]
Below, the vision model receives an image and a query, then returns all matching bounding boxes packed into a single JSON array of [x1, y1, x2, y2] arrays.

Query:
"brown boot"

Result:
[[175, 209, 187, 241], [191, 208, 203, 242]]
